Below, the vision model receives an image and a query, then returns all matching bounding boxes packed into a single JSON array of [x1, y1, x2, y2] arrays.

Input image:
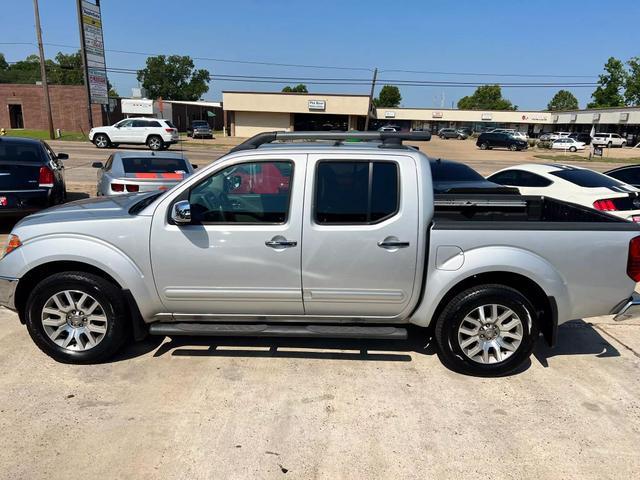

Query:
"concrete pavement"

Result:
[[0, 307, 638, 480]]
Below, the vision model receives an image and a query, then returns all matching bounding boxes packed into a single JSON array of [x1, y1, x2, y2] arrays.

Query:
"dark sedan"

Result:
[[429, 158, 518, 194], [0, 137, 67, 216]]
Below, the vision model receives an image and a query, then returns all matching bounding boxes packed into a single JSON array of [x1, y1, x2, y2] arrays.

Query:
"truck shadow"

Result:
[[533, 319, 620, 367], [125, 320, 621, 375]]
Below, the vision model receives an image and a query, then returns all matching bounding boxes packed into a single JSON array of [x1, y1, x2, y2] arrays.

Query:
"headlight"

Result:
[[0, 234, 22, 259]]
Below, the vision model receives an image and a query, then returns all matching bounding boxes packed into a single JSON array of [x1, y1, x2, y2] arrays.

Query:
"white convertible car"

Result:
[[488, 163, 640, 222]]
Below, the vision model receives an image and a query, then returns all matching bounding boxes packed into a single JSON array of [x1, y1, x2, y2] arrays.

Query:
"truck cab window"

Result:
[[315, 161, 399, 224], [188, 161, 292, 223]]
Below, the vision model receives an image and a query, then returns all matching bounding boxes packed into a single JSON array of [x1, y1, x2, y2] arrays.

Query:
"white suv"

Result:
[[592, 133, 626, 148], [89, 118, 180, 151]]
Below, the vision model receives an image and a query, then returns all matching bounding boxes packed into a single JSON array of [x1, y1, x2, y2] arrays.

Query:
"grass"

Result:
[[3, 129, 87, 141], [533, 154, 640, 163]]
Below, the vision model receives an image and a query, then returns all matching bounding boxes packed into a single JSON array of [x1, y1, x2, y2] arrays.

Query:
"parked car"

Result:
[[592, 133, 626, 148], [568, 132, 592, 145], [430, 158, 518, 194], [476, 132, 528, 151], [457, 127, 473, 136], [551, 138, 586, 152], [93, 152, 196, 196], [438, 128, 468, 140], [187, 120, 213, 139], [539, 133, 553, 141], [89, 117, 180, 151], [2, 131, 640, 377], [540, 132, 569, 142], [604, 165, 640, 189], [488, 163, 640, 222], [0, 137, 67, 216]]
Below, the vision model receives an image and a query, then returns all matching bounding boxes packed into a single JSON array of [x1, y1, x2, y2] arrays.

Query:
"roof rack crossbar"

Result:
[[229, 131, 431, 152]]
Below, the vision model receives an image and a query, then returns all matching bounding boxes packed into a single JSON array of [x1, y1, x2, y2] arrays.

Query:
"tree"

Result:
[[282, 84, 308, 93], [373, 85, 402, 108], [136, 55, 210, 100], [50, 51, 84, 85], [0, 53, 7, 71], [457, 84, 516, 110], [625, 56, 640, 106], [107, 79, 118, 98], [588, 57, 627, 108], [547, 89, 579, 111]]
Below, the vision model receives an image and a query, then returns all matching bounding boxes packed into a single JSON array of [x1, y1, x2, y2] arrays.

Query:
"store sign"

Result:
[[384, 111, 396, 118], [432, 111, 443, 119], [121, 99, 153, 115], [521, 114, 550, 122], [81, 1, 108, 105], [308, 100, 326, 111], [481, 113, 492, 121]]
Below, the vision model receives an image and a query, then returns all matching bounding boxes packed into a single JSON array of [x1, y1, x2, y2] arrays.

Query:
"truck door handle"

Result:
[[378, 240, 410, 248], [265, 239, 297, 248]]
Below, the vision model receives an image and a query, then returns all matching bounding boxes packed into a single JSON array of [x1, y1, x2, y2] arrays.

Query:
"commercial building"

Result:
[[120, 98, 224, 132], [223, 91, 370, 137], [222, 90, 640, 145], [0, 84, 103, 133]]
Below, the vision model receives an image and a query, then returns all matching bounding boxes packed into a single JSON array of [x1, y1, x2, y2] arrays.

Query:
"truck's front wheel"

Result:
[[434, 284, 539, 376], [24, 272, 128, 364]]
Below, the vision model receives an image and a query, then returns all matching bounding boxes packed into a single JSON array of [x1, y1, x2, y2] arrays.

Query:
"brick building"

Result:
[[0, 84, 103, 133]]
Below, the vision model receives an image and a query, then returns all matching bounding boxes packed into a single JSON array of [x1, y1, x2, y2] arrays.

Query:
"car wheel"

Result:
[[480, 142, 489, 150], [622, 142, 626, 148], [147, 135, 163, 151], [608, 142, 612, 148], [24, 271, 129, 364], [440, 135, 445, 139], [434, 284, 539, 377], [509, 144, 518, 151], [94, 134, 110, 149], [569, 146, 577, 152]]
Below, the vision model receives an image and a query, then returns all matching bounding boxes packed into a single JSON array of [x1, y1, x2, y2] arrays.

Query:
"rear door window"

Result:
[[488, 170, 553, 187], [314, 161, 399, 224], [550, 169, 626, 188]]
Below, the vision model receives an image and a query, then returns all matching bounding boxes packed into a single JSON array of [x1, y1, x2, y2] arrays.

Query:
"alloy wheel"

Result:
[[95, 135, 108, 148], [457, 304, 524, 364], [41, 290, 108, 351]]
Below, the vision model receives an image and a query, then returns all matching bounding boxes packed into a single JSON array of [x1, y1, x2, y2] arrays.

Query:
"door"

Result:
[[150, 155, 305, 317], [111, 119, 135, 142], [8, 104, 23, 128], [302, 154, 419, 318]]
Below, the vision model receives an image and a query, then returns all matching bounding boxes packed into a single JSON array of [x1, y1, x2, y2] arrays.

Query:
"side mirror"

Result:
[[192, 164, 198, 169], [57, 153, 69, 160], [92, 162, 104, 169], [171, 200, 191, 225]]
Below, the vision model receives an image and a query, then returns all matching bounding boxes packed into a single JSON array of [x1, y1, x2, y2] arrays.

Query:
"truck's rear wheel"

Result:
[[434, 284, 539, 376], [24, 272, 128, 364]]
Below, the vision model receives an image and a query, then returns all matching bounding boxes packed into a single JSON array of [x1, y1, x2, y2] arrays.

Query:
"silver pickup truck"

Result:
[[1, 131, 639, 376]]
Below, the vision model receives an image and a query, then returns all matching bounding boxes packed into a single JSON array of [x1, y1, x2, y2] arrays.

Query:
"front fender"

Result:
[[408, 245, 570, 328], [0, 233, 161, 319]]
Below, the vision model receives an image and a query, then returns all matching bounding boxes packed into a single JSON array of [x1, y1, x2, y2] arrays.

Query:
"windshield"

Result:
[[122, 157, 189, 174], [430, 161, 485, 182], [550, 169, 626, 188], [192, 121, 208, 126]]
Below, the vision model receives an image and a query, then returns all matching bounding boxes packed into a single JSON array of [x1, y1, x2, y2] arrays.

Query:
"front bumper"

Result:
[[613, 292, 640, 321], [0, 275, 19, 310]]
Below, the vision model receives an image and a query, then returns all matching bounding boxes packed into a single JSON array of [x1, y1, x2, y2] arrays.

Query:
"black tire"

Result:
[[147, 135, 164, 151], [434, 284, 539, 377], [621, 142, 626, 148], [509, 144, 518, 151], [25, 272, 129, 364], [93, 133, 110, 149], [479, 142, 489, 150], [569, 146, 577, 152], [607, 141, 612, 148], [440, 135, 446, 139]]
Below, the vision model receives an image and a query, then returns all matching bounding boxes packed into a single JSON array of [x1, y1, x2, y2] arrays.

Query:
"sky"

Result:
[[2, 0, 640, 110]]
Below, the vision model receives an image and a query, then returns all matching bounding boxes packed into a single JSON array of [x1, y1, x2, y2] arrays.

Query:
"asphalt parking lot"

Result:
[[1, 138, 640, 479]]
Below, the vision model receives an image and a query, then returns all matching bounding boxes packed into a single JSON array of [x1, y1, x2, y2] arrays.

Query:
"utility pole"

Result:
[[76, 0, 94, 130], [364, 67, 377, 131], [33, 0, 54, 139]]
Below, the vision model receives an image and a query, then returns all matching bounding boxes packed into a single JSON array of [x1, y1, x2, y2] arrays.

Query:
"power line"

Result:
[[0, 41, 600, 79]]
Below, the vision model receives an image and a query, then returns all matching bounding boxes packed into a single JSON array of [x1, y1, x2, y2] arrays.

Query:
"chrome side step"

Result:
[[149, 323, 408, 340]]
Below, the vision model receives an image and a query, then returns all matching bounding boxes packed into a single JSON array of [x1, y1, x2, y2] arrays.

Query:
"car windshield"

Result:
[[430, 161, 485, 182], [193, 121, 208, 126], [122, 157, 189, 174], [550, 169, 625, 188], [0, 142, 43, 163]]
